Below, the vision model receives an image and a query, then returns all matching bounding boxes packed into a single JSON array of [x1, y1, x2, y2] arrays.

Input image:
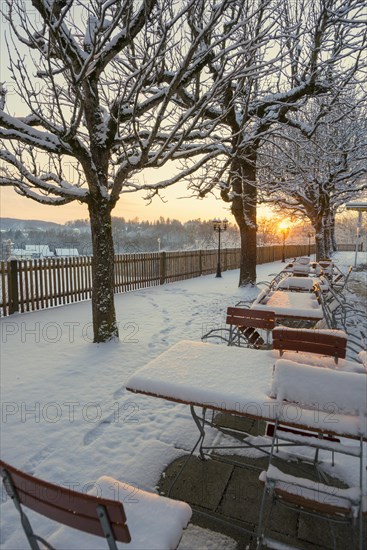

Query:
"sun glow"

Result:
[[278, 219, 291, 232]]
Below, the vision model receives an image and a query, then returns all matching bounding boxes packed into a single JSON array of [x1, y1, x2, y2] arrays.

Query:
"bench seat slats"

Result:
[[259, 466, 361, 517], [2, 463, 127, 525], [0, 460, 131, 544], [273, 328, 347, 345], [273, 328, 347, 360], [15, 488, 130, 542], [274, 340, 344, 357], [226, 307, 275, 330], [265, 424, 361, 456], [268, 485, 353, 517]]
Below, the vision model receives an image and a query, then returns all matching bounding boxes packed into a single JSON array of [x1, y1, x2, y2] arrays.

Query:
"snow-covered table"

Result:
[[126, 340, 366, 533], [252, 289, 324, 320], [126, 340, 366, 441]]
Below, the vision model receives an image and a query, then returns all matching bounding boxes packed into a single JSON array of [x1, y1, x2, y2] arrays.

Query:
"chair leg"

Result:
[[2, 468, 42, 550], [256, 481, 275, 550]]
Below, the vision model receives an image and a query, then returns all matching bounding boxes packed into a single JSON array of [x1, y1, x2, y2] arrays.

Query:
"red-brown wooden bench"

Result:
[[272, 327, 347, 363], [258, 329, 366, 550], [202, 306, 275, 348], [257, 464, 365, 550], [0, 460, 191, 550], [267, 327, 350, 466]]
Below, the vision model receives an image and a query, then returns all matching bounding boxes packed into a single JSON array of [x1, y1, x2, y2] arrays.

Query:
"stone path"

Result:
[[158, 415, 365, 550]]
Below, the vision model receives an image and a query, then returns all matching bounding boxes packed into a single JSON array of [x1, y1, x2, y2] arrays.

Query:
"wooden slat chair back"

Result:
[[257, 463, 365, 550], [226, 307, 276, 348], [0, 460, 130, 550], [332, 265, 353, 291], [272, 327, 347, 363], [202, 307, 276, 348], [226, 307, 275, 330]]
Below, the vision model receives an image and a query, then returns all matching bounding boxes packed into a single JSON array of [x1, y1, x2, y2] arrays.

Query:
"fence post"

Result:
[[8, 260, 19, 314], [199, 250, 202, 276], [160, 251, 166, 284]]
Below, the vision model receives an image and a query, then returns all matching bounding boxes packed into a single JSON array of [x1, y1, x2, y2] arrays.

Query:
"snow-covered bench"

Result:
[[258, 362, 366, 549], [265, 345, 366, 465], [257, 464, 365, 550], [259, 464, 362, 517], [202, 306, 275, 348], [270, 360, 367, 416], [0, 460, 192, 550], [272, 327, 366, 373], [272, 326, 347, 363], [257, 464, 366, 550], [292, 256, 311, 276]]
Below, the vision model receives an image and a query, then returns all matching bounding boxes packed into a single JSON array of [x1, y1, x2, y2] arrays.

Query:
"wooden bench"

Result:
[[257, 444, 365, 549], [202, 306, 275, 348], [267, 327, 351, 465], [257, 464, 365, 550], [272, 327, 347, 363], [0, 460, 191, 550], [259, 465, 362, 517], [292, 256, 311, 276]]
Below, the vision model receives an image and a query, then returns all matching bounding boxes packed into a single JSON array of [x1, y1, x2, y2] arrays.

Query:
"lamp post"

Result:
[[280, 226, 290, 262], [212, 218, 228, 277], [307, 232, 312, 257]]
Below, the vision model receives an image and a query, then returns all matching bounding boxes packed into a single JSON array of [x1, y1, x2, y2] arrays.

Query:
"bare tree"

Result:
[[183, 0, 367, 285], [0, 0, 244, 341], [259, 96, 367, 259]]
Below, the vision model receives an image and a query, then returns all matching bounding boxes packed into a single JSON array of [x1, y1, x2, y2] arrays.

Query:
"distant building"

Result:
[[11, 248, 35, 260], [25, 244, 54, 258], [55, 248, 79, 257]]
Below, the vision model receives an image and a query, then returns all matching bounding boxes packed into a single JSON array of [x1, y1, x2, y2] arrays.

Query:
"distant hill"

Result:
[[0, 218, 64, 231]]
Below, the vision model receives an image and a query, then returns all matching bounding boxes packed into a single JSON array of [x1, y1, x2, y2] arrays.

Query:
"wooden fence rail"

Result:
[[337, 243, 364, 252], [0, 244, 313, 317]]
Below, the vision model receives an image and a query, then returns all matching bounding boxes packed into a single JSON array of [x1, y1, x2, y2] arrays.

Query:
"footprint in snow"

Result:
[[21, 445, 56, 474], [83, 417, 113, 446]]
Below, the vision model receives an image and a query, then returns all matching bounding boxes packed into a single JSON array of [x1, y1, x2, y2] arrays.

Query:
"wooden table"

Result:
[[126, 340, 366, 544], [126, 341, 366, 441], [251, 289, 324, 322]]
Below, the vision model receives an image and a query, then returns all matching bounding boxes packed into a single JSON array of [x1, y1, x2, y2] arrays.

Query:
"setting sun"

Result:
[[278, 219, 291, 232]]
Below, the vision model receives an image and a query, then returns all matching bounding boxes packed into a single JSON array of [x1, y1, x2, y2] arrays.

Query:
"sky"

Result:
[[1, 253, 366, 549], [0, 5, 234, 226], [0, 183, 237, 224], [0, 2, 273, 227]]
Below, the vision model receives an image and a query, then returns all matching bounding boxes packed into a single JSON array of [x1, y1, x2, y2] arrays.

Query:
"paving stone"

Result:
[[213, 412, 266, 436], [298, 514, 366, 550], [219, 464, 265, 525], [159, 455, 233, 510], [158, 433, 362, 550]]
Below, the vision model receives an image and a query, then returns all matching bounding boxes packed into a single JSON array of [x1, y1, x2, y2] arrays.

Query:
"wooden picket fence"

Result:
[[0, 244, 312, 317]]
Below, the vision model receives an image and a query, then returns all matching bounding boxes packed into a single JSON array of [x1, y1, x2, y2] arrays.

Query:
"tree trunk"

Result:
[[228, 155, 257, 286], [315, 216, 326, 261], [315, 191, 331, 261], [323, 220, 332, 258], [88, 197, 119, 343], [322, 197, 333, 257], [330, 210, 338, 252]]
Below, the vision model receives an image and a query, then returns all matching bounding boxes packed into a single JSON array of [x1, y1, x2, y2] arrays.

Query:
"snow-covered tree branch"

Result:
[[182, 0, 367, 285], [258, 94, 367, 259], [0, 0, 248, 341]]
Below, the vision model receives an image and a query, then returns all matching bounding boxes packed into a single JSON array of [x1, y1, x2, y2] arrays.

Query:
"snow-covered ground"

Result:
[[1, 252, 366, 549]]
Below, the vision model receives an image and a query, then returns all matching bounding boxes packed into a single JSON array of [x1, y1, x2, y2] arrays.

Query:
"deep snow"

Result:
[[1, 252, 366, 549]]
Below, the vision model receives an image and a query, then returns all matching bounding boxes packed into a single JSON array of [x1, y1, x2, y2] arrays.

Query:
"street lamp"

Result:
[[279, 222, 290, 263], [307, 232, 312, 257], [212, 218, 228, 277]]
